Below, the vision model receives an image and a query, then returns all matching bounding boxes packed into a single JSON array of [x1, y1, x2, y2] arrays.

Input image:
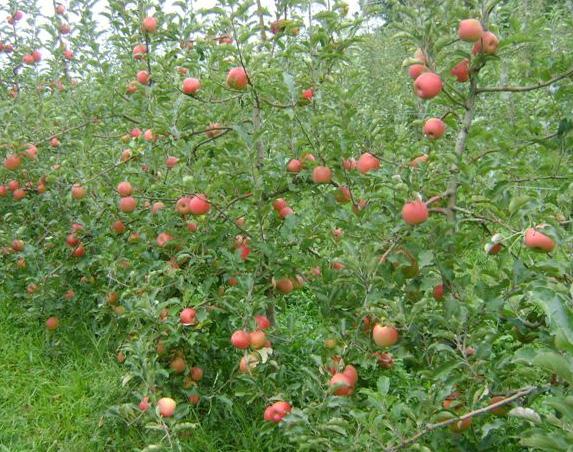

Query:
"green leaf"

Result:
[[532, 351, 573, 384]]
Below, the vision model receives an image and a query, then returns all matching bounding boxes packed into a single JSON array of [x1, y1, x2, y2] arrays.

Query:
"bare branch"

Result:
[[477, 67, 573, 93]]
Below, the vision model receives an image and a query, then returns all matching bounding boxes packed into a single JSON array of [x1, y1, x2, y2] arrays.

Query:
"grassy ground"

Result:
[[0, 299, 144, 451]]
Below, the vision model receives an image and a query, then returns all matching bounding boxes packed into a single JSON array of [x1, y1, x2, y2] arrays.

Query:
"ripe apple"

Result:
[[12, 239, 24, 252], [451, 59, 470, 82], [4, 154, 21, 170], [142, 16, 157, 33], [408, 64, 427, 80], [136, 70, 150, 85], [414, 72, 443, 99], [356, 152, 380, 173], [130, 128, 142, 138], [279, 206, 294, 218], [264, 401, 292, 423], [46, 316, 59, 330], [25, 145, 37, 159], [0, 185, 7, 197], [55, 4, 65, 14], [373, 351, 394, 369], [71, 184, 86, 199], [187, 222, 198, 233], [458, 19, 483, 42], [275, 278, 294, 294], [188, 394, 200, 405], [156, 232, 173, 247], [117, 181, 133, 197], [139, 397, 150, 411], [157, 397, 176, 417], [302, 88, 314, 101], [22, 54, 35, 64], [409, 154, 429, 168], [13, 10, 24, 20], [32, 50, 42, 62], [402, 200, 429, 225], [272, 198, 288, 211], [151, 201, 165, 214], [182, 77, 201, 95], [342, 365, 358, 387], [59, 23, 71, 34], [249, 330, 266, 349], [335, 186, 351, 203], [342, 158, 356, 170], [255, 315, 271, 330], [190, 367, 203, 381], [170, 357, 186, 374], [179, 307, 197, 325], [119, 196, 137, 213], [373, 324, 399, 347], [166, 156, 179, 168], [472, 31, 499, 55], [188, 194, 210, 215], [65, 233, 79, 247], [287, 159, 302, 173], [423, 118, 446, 139], [72, 244, 85, 257], [226, 67, 248, 90], [63, 49, 73, 60], [132, 44, 146, 59], [329, 373, 353, 396], [312, 166, 332, 184], [50, 137, 60, 147], [231, 330, 250, 349], [433, 284, 445, 301], [524, 227, 555, 252], [13, 188, 26, 201]]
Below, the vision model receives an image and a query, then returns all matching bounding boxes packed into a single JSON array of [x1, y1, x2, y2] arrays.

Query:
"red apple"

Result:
[[130, 128, 142, 138], [287, 159, 302, 173], [472, 31, 499, 55], [226, 67, 248, 90], [433, 284, 445, 301], [335, 186, 351, 203], [329, 373, 353, 396], [59, 23, 71, 34], [4, 154, 21, 170], [190, 367, 203, 381], [13, 188, 26, 201], [32, 50, 42, 62], [231, 330, 250, 349], [302, 88, 314, 101], [342, 365, 358, 387], [119, 196, 137, 213], [206, 123, 223, 138], [255, 315, 271, 329], [356, 152, 380, 173], [414, 72, 442, 99], [275, 278, 294, 294], [249, 330, 266, 349], [272, 198, 288, 211], [373, 324, 399, 347], [402, 200, 429, 225], [142, 16, 157, 33], [451, 59, 470, 82], [188, 194, 210, 215], [12, 239, 24, 252], [46, 316, 59, 330], [71, 184, 86, 200], [408, 64, 427, 80], [458, 19, 483, 42], [166, 156, 179, 168], [139, 397, 150, 411], [423, 118, 446, 139], [117, 181, 132, 197], [312, 166, 332, 184], [182, 77, 201, 95], [278, 206, 294, 218], [524, 227, 555, 252], [156, 232, 173, 247], [136, 70, 150, 85], [157, 397, 176, 417], [55, 4, 65, 14], [22, 54, 35, 64], [132, 44, 146, 60], [180, 307, 197, 325]]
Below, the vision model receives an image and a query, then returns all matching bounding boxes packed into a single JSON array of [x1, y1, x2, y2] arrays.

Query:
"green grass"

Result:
[[0, 299, 142, 451]]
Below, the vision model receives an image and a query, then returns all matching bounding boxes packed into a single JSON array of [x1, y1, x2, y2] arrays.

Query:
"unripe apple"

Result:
[[117, 181, 133, 197], [71, 184, 86, 199], [226, 67, 248, 90], [433, 284, 445, 301], [423, 118, 446, 139], [46, 316, 59, 330], [312, 166, 332, 184], [287, 159, 302, 173], [136, 70, 150, 85], [4, 154, 21, 170], [182, 77, 201, 95], [329, 373, 353, 396], [119, 196, 137, 213], [414, 72, 443, 99], [275, 278, 294, 294], [524, 227, 555, 252], [249, 330, 266, 349], [402, 200, 429, 225], [408, 64, 427, 80], [372, 324, 399, 347], [231, 330, 250, 349], [458, 19, 483, 42], [472, 31, 499, 55], [157, 397, 176, 417], [356, 152, 380, 173], [451, 59, 470, 82], [179, 307, 197, 325], [141, 16, 157, 33], [188, 194, 210, 215], [132, 44, 146, 59]]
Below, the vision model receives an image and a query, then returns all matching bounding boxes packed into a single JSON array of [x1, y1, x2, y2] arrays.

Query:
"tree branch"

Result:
[[476, 67, 573, 93]]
